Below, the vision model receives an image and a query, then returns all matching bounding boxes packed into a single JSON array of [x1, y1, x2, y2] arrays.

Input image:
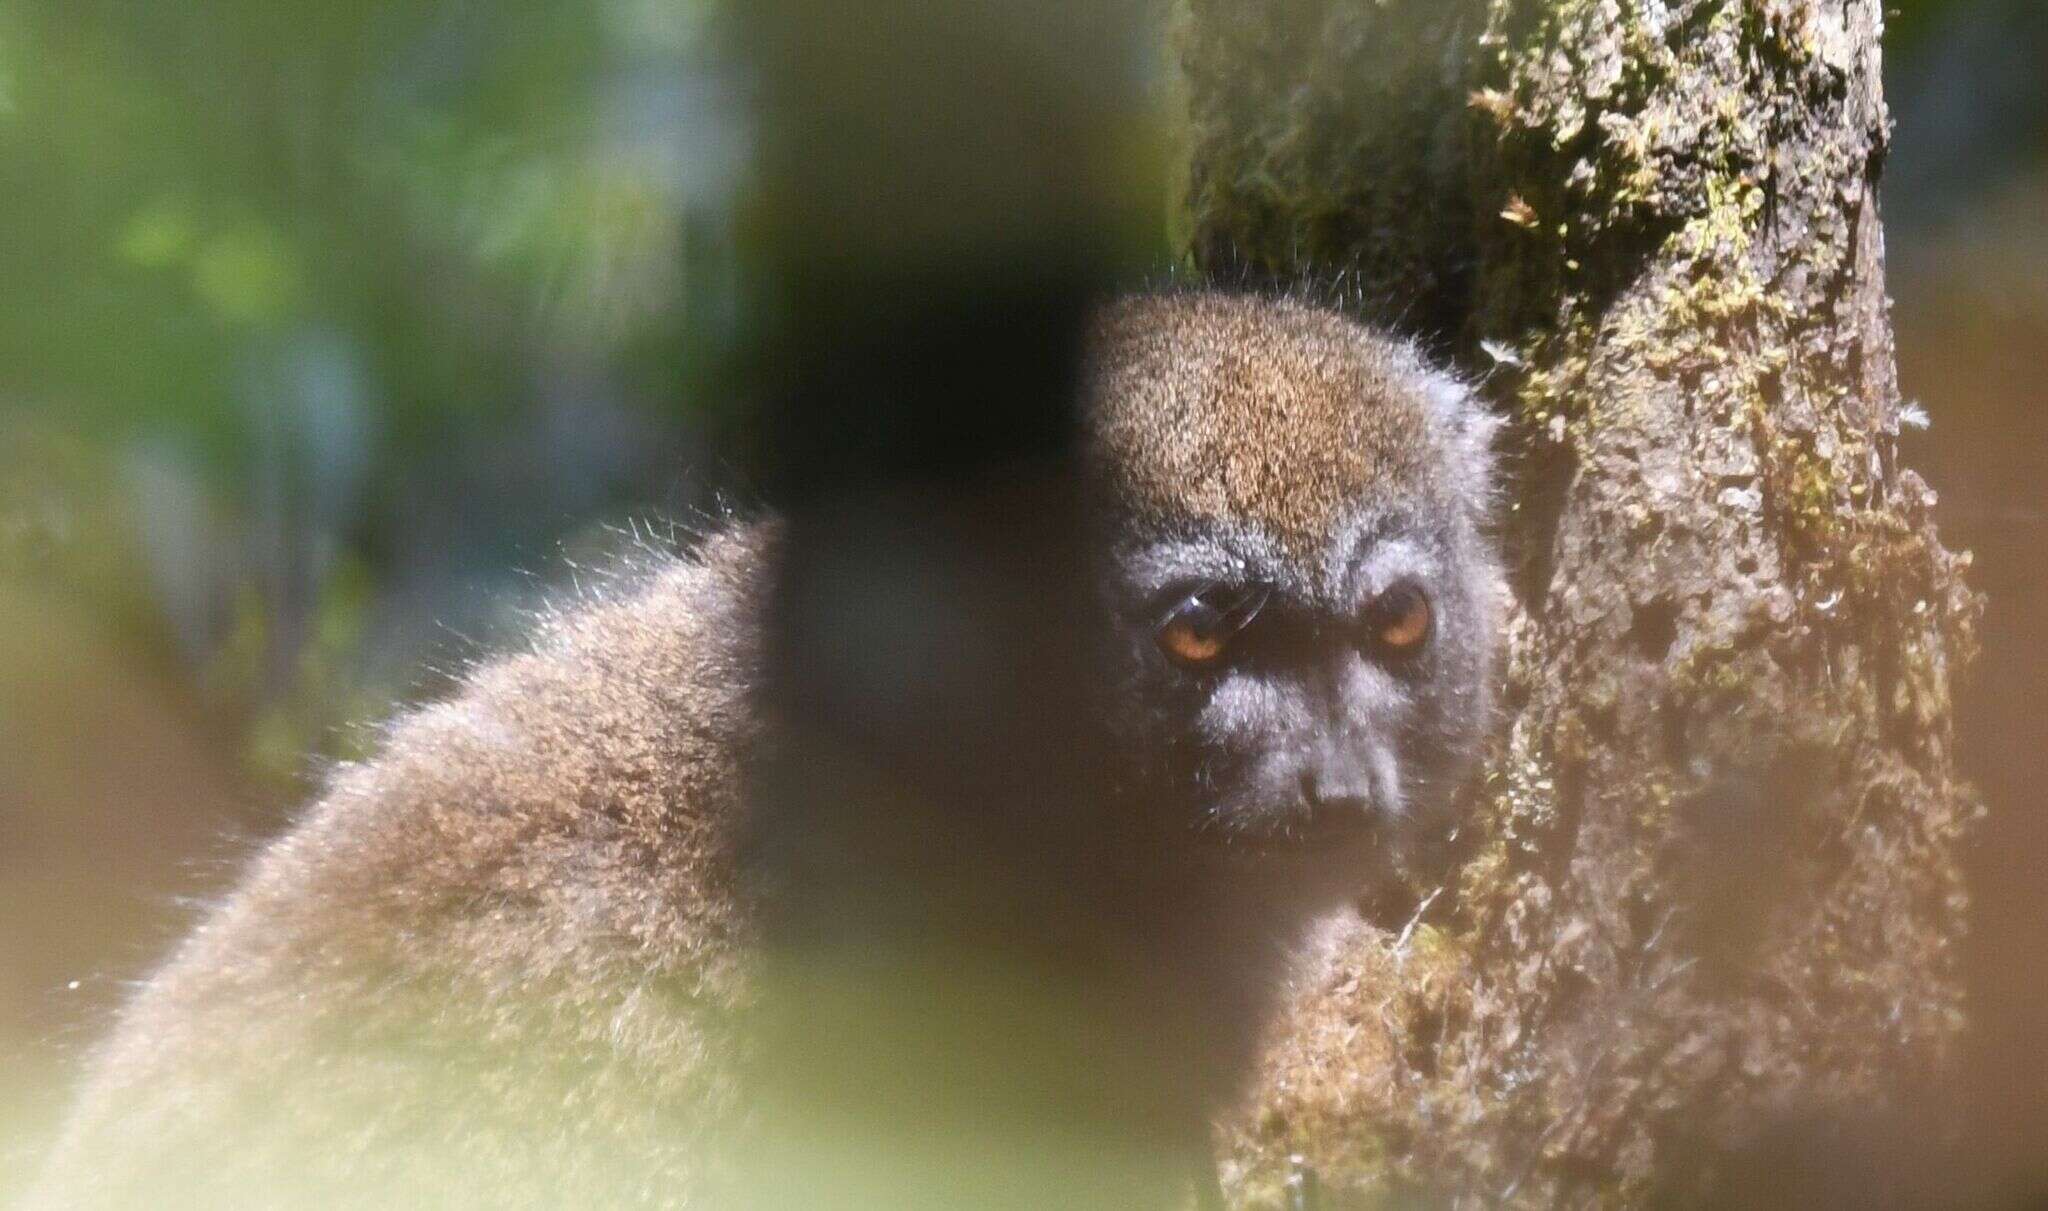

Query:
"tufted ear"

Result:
[[1418, 369, 1504, 527]]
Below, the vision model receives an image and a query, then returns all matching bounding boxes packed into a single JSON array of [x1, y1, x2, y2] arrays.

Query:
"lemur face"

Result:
[[1086, 292, 1503, 883], [1107, 509, 1495, 858]]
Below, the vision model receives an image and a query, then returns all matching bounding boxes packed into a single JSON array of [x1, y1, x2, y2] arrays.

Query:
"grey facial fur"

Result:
[[1088, 290, 1503, 897]]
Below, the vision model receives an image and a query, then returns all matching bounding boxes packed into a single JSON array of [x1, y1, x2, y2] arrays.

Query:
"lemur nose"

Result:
[[1301, 766, 1374, 815]]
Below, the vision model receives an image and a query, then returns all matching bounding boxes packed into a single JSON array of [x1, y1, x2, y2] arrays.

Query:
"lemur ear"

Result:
[[1419, 372, 1503, 524]]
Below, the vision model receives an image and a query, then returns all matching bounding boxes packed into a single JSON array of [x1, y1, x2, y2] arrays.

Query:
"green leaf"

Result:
[[116, 199, 197, 268], [189, 224, 300, 324]]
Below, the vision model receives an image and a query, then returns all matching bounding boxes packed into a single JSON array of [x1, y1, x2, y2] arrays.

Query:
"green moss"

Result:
[[1186, 2, 1981, 1203]]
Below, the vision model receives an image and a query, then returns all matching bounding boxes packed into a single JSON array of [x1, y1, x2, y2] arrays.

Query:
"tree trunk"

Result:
[[1180, 2, 1981, 1205]]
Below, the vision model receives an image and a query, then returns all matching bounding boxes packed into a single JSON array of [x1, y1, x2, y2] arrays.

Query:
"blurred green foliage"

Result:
[[0, 0, 2020, 795], [0, 0, 768, 785], [0, 0, 2041, 1197]]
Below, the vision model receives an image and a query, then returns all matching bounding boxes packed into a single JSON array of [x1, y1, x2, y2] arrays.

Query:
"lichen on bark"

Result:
[[1182, 1, 1981, 1205]]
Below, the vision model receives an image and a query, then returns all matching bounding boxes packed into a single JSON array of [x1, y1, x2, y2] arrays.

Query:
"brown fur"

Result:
[[27, 292, 1497, 1210], [1089, 293, 1442, 555], [27, 529, 769, 1208]]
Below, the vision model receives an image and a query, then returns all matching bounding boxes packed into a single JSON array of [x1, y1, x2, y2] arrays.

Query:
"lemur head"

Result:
[[1086, 292, 1503, 882]]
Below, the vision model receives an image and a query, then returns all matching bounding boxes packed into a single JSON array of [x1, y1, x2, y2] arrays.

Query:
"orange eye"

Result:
[[1155, 585, 1268, 670], [1157, 617, 1230, 667], [1370, 582, 1433, 654]]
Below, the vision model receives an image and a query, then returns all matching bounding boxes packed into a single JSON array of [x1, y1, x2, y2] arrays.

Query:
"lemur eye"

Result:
[[1155, 585, 1268, 670], [1367, 580, 1433, 655], [1157, 611, 1229, 667]]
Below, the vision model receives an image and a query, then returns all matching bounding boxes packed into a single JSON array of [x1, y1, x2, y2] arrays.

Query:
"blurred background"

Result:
[[0, 0, 2039, 1197]]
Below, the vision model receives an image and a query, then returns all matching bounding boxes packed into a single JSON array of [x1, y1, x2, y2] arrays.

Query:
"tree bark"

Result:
[[1181, 2, 1981, 1205]]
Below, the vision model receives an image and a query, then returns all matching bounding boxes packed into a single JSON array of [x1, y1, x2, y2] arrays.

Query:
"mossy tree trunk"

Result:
[[1181, 1, 1980, 1205]]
